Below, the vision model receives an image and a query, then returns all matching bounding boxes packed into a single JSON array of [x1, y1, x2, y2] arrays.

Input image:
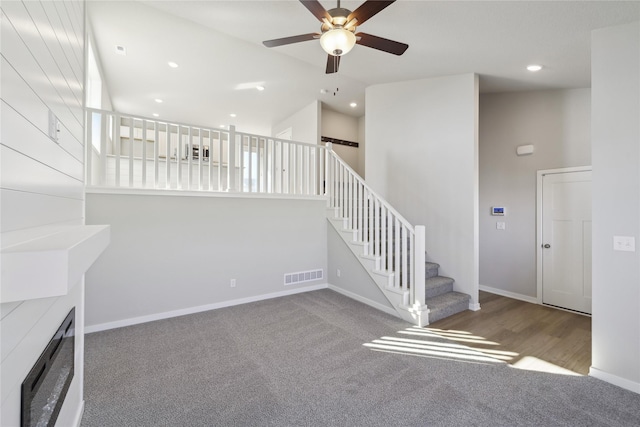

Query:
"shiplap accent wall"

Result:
[[1, 1, 86, 425]]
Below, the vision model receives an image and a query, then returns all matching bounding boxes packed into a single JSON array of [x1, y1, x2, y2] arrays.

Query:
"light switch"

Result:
[[496, 222, 506, 230], [613, 236, 635, 252]]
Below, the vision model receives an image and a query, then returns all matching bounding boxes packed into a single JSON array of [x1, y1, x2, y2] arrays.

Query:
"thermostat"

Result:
[[491, 207, 505, 216]]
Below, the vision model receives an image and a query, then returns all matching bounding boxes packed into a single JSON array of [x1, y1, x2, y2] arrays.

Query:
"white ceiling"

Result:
[[88, 0, 640, 135]]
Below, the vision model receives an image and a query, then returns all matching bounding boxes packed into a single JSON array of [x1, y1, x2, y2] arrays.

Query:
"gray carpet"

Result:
[[83, 289, 640, 426]]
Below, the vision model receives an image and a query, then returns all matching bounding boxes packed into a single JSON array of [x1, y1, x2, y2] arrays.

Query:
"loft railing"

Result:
[[86, 108, 326, 196], [325, 144, 426, 312], [85, 108, 426, 314]]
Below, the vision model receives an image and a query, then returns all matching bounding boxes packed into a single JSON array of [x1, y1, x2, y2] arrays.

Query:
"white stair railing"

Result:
[[86, 108, 327, 196], [324, 143, 427, 313]]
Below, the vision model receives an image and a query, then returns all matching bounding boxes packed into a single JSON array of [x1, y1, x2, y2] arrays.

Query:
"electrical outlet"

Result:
[[230, 279, 236, 287], [613, 236, 635, 252], [496, 221, 506, 230]]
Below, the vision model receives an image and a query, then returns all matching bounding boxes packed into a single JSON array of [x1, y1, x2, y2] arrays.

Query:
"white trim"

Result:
[[468, 302, 481, 311], [85, 186, 327, 201], [328, 284, 399, 318], [536, 166, 592, 305], [71, 401, 85, 427], [589, 367, 640, 394], [480, 284, 539, 304], [85, 283, 328, 333]]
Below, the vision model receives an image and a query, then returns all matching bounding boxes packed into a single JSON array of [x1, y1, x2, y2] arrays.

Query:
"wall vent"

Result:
[[284, 269, 323, 286]]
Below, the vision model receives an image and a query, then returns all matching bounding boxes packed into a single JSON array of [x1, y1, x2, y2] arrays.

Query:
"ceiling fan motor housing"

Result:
[[320, 7, 357, 56]]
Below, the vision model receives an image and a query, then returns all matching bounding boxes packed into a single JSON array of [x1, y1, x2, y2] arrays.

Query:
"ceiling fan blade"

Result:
[[263, 33, 319, 48], [347, 0, 395, 26], [300, 0, 331, 22], [326, 55, 340, 74], [356, 32, 408, 55]]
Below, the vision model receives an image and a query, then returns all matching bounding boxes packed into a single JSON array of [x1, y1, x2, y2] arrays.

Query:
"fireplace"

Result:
[[21, 308, 75, 427]]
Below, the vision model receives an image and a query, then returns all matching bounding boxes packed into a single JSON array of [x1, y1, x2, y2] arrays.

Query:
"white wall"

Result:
[[365, 74, 479, 307], [0, 0, 86, 425], [327, 225, 394, 313], [590, 21, 640, 393], [479, 89, 591, 299], [321, 107, 363, 176], [271, 100, 321, 145], [84, 193, 328, 330]]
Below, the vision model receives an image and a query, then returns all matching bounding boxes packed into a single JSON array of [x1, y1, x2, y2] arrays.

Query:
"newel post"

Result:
[[325, 142, 332, 201], [413, 225, 427, 308]]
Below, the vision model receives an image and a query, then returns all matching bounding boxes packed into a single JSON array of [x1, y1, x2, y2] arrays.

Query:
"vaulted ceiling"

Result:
[[88, 1, 640, 135]]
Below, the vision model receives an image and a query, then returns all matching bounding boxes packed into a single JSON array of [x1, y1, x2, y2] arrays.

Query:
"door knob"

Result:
[[543, 244, 551, 249]]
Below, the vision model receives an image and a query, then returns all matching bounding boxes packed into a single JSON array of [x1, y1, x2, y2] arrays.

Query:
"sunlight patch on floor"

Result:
[[510, 356, 582, 376], [364, 326, 584, 376], [399, 327, 501, 346]]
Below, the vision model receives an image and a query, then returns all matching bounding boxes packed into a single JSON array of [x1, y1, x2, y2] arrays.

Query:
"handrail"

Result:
[[325, 143, 426, 310], [326, 146, 414, 233]]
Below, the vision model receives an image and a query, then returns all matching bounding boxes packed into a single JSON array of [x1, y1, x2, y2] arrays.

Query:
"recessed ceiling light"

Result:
[[230, 113, 237, 118], [152, 113, 159, 117], [154, 98, 163, 103], [527, 64, 543, 72], [115, 45, 127, 56], [220, 125, 227, 129], [167, 61, 179, 68], [350, 102, 357, 108], [256, 85, 265, 91]]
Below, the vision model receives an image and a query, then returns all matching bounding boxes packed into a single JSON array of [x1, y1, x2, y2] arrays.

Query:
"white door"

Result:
[[541, 170, 592, 314]]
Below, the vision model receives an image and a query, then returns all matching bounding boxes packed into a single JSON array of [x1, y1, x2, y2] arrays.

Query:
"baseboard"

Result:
[[328, 284, 399, 318], [85, 283, 329, 333], [589, 367, 640, 394], [479, 285, 538, 304]]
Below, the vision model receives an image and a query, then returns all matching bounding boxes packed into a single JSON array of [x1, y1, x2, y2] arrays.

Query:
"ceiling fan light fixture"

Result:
[[320, 28, 356, 56]]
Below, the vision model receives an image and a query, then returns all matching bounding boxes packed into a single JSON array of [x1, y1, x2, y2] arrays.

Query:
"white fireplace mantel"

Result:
[[1, 225, 110, 303]]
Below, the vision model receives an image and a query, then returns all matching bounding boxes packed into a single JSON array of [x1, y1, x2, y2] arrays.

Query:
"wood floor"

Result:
[[429, 291, 592, 375]]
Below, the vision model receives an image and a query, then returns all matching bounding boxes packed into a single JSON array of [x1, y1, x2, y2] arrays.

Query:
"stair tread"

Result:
[[426, 291, 471, 323], [425, 262, 440, 269], [424, 275, 454, 298], [425, 275, 453, 288]]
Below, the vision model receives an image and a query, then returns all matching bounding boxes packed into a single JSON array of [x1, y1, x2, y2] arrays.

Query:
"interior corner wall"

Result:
[[272, 100, 321, 144], [321, 107, 362, 176], [365, 74, 479, 307], [479, 89, 591, 299], [84, 194, 328, 330], [590, 21, 640, 393]]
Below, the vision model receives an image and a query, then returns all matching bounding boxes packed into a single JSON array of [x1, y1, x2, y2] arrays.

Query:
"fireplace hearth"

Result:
[[21, 308, 75, 427]]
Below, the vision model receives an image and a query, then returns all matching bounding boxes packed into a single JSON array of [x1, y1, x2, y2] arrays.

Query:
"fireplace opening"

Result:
[[21, 308, 75, 427]]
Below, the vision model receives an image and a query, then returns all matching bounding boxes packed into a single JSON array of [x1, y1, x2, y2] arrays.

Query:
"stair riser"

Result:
[[429, 298, 470, 323], [425, 281, 453, 299], [426, 267, 439, 279]]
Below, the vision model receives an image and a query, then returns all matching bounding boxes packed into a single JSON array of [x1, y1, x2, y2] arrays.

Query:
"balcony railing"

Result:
[[86, 108, 326, 196]]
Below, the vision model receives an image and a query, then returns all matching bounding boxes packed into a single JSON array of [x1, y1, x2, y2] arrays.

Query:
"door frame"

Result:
[[536, 166, 592, 305]]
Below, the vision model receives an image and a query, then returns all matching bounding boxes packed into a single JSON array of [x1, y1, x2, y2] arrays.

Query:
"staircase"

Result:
[[325, 144, 471, 326], [424, 262, 470, 323]]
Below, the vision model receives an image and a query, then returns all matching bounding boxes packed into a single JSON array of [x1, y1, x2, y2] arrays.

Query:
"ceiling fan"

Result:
[[262, 0, 408, 74]]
